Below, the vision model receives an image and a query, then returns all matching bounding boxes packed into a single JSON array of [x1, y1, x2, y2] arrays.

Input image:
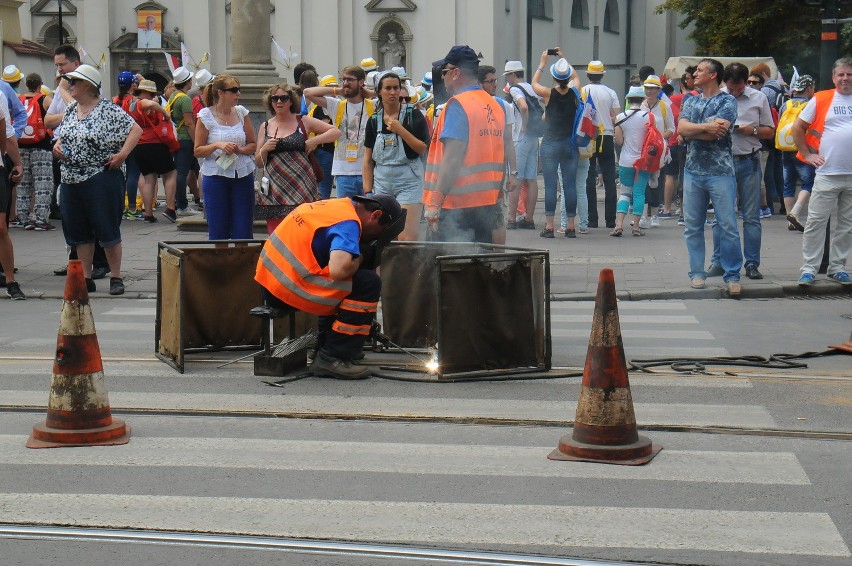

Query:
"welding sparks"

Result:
[[425, 350, 439, 373]]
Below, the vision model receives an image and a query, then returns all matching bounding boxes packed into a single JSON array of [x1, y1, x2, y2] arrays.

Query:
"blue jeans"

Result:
[[764, 148, 784, 206], [335, 175, 363, 198], [683, 172, 742, 282], [60, 169, 125, 248], [562, 157, 590, 230], [315, 149, 334, 199], [782, 151, 816, 197], [174, 140, 195, 210], [712, 154, 761, 268], [202, 173, 255, 240], [540, 138, 578, 217], [124, 151, 140, 209]]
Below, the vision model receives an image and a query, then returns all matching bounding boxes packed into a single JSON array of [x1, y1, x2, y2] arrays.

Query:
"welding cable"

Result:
[[628, 349, 843, 373]]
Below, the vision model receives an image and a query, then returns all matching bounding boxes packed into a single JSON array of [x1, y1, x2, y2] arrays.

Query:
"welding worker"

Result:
[[255, 194, 405, 379]]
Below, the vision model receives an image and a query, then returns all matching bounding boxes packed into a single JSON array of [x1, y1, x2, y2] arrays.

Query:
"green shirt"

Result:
[[168, 91, 193, 140]]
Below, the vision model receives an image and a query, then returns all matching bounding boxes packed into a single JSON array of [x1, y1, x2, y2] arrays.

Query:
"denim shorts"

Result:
[[373, 161, 424, 205], [60, 169, 124, 247], [514, 135, 540, 180]]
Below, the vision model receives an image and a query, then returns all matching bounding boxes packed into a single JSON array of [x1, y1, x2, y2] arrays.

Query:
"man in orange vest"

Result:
[[255, 194, 405, 379], [791, 57, 852, 287], [423, 45, 508, 243]]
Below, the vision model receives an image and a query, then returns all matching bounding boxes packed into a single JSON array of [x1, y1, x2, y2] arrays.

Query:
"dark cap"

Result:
[[351, 193, 403, 225], [432, 45, 479, 70]]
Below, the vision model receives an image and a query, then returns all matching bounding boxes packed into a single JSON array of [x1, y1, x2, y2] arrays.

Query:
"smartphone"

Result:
[[547, 48, 559, 56]]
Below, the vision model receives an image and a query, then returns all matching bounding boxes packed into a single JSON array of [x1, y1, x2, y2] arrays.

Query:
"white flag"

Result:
[[181, 42, 192, 69], [789, 66, 800, 93], [271, 37, 288, 61]]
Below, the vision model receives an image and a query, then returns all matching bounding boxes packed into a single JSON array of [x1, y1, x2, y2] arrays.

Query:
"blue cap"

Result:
[[117, 70, 135, 88], [432, 45, 479, 70]]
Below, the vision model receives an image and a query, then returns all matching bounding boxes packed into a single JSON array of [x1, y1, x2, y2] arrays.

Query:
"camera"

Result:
[[547, 48, 559, 56], [261, 176, 270, 194]]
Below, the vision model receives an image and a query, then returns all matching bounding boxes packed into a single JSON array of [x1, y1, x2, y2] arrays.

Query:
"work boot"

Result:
[[310, 351, 372, 380]]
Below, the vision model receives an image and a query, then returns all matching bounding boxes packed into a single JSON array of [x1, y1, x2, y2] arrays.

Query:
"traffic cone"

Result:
[[548, 268, 661, 465], [27, 260, 130, 448], [829, 329, 852, 354]]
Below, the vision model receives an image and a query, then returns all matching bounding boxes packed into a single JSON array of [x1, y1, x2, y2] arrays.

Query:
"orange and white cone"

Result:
[[548, 268, 660, 465], [27, 260, 130, 448]]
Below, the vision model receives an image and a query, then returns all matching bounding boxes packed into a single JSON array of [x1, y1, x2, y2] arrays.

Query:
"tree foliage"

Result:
[[655, 0, 852, 77]]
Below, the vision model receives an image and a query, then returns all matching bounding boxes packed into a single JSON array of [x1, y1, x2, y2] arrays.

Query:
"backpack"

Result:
[[17, 93, 50, 145], [510, 84, 545, 137], [165, 91, 190, 130], [775, 99, 808, 152], [634, 111, 666, 174], [763, 83, 788, 113]]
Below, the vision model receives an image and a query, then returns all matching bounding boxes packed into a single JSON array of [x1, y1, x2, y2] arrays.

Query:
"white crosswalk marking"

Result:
[[0, 494, 847, 557], [550, 300, 730, 359]]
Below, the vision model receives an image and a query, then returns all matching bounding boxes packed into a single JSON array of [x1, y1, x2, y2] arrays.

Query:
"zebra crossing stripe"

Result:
[[0, 493, 846, 556]]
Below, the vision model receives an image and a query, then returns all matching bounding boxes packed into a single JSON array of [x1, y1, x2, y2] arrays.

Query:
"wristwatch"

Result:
[[752, 126, 758, 136]]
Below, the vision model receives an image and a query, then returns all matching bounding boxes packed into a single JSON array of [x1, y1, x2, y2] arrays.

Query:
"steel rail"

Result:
[[0, 525, 659, 565]]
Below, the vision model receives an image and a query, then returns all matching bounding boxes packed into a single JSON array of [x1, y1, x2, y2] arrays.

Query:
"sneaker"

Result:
[[565, 228, 576, 238], [705, 263, 725, 278], [539, 228, 554, 238], [53, 265, 68, 276], [650, 215, 660, 228], [33, 221, 56, 231], [162, 208, 177, 223], [556, 227, 566, 235], [787, 222, 798, 231], [705, 218, 717, 226], [677, 216, 685, 226], [24, 221, 36, 230], [786, 212, 805, 232], [638, 217, 650, 229], [516, 219, 536, 230], [690, 277, 706, 289], [658, 212, 673, 220], [8, 217, 25, 228], [91, 266, 109, 280], [506, 221, 517, 230], [310, 351, 372, 380], [109, 277, 125, 295], [5, 281, 25, 300], [85, 278, 96, 293], [828, 272, 852, 285], [578, 227, 589, 234], [745, 264, 763, 280], [727, 280, 742, 296], [760, 206, 772, 219], [143, 215, 158, 223], [177, 205, 201, 216], [798, 273, 816, 287]]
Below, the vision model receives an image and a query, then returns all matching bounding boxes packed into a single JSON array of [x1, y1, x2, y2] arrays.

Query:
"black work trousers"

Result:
[[585, 135, 617, 227]]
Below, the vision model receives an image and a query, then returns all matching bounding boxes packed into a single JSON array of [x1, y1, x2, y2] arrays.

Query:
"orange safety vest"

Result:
[[254, 198, 360, 315], [423, 88, 505, 210], [796, 88, 835, 163]]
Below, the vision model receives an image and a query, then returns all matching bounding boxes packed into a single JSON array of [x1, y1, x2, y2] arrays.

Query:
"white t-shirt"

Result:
[[583, 83, 621, 135], [615, 108, 648, 167], [325, 96, 373, 176], [495, 96, 515, 134], [799, 90, 852, 175], [641, 98, 675, 139], [0, 91, 14, 141]]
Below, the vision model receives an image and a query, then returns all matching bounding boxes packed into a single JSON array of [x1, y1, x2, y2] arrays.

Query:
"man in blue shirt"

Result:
[[0, 78, 27, 138], [678, 58, 743, 296]]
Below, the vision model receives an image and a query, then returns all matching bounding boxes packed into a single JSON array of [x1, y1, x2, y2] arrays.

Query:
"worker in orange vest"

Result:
[[423, 45, 513, 243], [255, 194, 405, 379]]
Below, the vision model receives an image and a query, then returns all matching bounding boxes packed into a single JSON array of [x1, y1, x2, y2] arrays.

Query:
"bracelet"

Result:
[[537, 67, 544, 73]]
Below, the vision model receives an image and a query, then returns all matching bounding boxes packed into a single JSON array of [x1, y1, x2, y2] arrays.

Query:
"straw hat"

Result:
[[550, 58, 573, 81], [320, 74, 339, 87], [2, 65, 23, 83]]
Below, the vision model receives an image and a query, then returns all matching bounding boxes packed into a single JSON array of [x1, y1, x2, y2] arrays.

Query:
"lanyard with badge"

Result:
[[344, 101, 364, 162], [379, 107, 404, 150]]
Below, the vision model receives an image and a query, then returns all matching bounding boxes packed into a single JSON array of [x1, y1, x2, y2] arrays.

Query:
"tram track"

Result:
[[0, 525, 661, 565]]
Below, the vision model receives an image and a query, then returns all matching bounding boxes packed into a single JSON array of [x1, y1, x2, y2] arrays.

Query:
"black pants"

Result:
[[265, 268, 381, 361], [434, 205, 497, 244], [585, 135, 617, 226]]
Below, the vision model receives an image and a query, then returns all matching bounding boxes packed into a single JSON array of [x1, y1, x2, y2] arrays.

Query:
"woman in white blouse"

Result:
[[194, 74, 257, 242]]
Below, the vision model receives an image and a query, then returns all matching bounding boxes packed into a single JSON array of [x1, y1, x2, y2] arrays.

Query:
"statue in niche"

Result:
[[379, 32, 405, 70]]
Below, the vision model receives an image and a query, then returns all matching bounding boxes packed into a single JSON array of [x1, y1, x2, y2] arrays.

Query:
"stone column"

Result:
[[226, 0, 279, 114]]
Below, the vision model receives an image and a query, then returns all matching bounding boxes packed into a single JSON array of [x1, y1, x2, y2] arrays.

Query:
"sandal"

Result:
[[632, 228, 645, 237], [609, 228, 623, 237]]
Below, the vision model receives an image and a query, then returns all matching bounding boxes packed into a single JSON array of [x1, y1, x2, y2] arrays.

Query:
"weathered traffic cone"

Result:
[[27, 260, 130, 448], [829, 329, 852, 354], [548, 268, 661, 465]]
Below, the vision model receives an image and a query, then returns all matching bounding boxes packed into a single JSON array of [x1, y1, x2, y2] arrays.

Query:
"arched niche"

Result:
[[37, 20, 77, 49], [370, 16, 412, 72]]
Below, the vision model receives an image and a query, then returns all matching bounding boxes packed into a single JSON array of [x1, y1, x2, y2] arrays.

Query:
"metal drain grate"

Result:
[[789, 295, 852, 300]]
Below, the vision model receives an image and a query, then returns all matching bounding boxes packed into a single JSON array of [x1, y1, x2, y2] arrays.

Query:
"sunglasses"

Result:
[[747, 80, 762, 86], [222, 87, 240, 93], [270, 95, 289, 102], [66, 78, 78, 86]]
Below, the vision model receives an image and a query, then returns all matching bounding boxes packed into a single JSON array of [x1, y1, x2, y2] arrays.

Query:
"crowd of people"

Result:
[[1, 43, 850, 306]]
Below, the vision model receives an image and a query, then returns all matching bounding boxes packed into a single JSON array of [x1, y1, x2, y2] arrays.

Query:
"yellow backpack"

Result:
[[333, 98, 376, 145], [775, 99, 808, 152]]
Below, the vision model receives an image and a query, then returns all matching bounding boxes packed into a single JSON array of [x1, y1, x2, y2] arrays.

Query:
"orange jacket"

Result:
[[255, 199, 359, 315], [423, 88, 505, 210], [797, 88, 835, 163]]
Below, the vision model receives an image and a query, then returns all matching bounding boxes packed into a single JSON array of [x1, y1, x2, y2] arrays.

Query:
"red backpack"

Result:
[[17, 93, 50, 145], [634, 111, 666, 174]]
